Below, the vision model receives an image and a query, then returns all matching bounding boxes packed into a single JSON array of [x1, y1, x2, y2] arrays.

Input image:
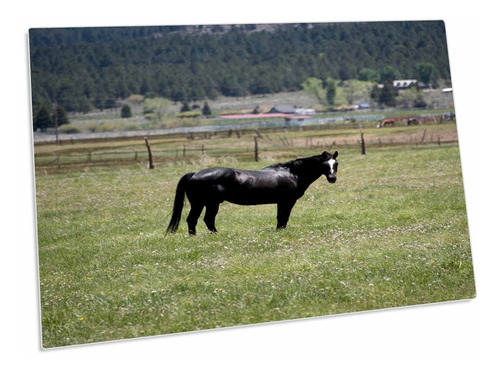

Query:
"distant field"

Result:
[[66, 91, 319, 132], [57, 89, 454, 135], [34, 125, 474, 347]]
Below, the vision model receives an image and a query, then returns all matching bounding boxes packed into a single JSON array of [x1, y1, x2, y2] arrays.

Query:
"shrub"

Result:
[[218, 110, 242, 116], [176, 111, 202, 119], [144, 113, 156, 121], [413, 94, 427, 108], [96, 123, 118, 132], [173, 119, 198, 127], [123, 123, 142, 131], [58, 124, 81, 134], [84, 122, 99, 133], [157, 121, 176, 129]]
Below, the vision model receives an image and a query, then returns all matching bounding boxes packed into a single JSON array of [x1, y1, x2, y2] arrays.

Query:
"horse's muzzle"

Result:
[[327, 176, 337, 183]]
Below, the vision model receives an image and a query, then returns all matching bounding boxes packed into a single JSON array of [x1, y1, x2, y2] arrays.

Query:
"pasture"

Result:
[[35, 126, 475, 347]]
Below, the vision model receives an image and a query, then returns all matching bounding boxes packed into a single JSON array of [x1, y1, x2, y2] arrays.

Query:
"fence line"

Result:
[[34, 134, 458, 170], [34, 112, 455, 145]]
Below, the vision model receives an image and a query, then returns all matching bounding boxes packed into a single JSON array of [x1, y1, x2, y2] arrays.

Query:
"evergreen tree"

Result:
[[29, 22, 451, 112], [33, 106, 53, 131], [76, 98, 93, 113], [105, 98, 117, 110], [358, 68, 379, 82], [140, 79, 151, 95], [326, 78, 337, 106], [121, 104, 132, 118], [415, 62, 434, 87], [54, 105, 69, 126], [379, 66, 401, 83], [180, 101, 190, 113], [202, 101, 212, 116], [375, 80, 398, 107]]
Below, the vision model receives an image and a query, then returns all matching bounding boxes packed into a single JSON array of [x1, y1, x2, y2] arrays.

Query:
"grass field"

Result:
[[35, 132, 475, 347], [34, 122, 459, 170]]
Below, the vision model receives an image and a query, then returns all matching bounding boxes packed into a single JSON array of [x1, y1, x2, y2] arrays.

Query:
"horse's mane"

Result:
[[263, 155, 322, 173]]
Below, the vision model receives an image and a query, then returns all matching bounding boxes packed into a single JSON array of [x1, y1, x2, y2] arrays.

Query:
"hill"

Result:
[[29, 21, 451, 114]]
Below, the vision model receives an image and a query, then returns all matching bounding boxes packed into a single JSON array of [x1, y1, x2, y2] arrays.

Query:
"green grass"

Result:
[[34, 122, 459, 171], [35, 143, 475, 347]]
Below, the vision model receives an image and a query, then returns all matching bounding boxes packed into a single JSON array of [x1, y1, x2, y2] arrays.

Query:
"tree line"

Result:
[[30, 21, 451, 116]]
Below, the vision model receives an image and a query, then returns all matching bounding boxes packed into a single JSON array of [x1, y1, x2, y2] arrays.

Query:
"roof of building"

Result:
[[393, 79, 417, 88], [269, 105, 296, 113]]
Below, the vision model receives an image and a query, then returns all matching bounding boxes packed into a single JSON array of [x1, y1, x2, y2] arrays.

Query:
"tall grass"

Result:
[[35, 144, 475, 347]]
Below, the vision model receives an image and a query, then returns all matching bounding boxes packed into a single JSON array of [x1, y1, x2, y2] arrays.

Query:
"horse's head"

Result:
[[320, 151, 338, 184]]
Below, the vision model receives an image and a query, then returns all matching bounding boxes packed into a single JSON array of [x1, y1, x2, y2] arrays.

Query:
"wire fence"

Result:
[[33, 112, 454, 145], [34, 128, 458, 171]]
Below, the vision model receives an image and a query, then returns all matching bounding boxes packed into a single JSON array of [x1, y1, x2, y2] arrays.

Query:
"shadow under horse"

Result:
[[166, 151, 339, 235]]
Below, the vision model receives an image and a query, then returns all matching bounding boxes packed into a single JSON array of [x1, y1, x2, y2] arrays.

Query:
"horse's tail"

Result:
[[166, 172, 195, 234]]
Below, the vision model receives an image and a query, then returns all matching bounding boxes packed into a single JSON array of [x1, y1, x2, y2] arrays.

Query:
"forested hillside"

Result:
[[29, 21, 451, 113]]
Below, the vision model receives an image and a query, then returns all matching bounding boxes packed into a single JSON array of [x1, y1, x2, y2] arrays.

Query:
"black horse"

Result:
[[166, 151, 338, 235]]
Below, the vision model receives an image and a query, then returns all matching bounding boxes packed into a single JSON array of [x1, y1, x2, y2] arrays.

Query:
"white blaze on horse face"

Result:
[[328, 159, 337, 175]]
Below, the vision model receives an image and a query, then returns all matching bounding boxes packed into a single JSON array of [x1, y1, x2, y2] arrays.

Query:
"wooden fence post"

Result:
[[421, 129, 427, 143], [254, 136, 259, 162], [144, 137, 154, 169], [360, 130, 366, 155]]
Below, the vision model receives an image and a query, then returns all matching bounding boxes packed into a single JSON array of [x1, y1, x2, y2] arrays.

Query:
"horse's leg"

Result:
[[186, 202, 204, 236], [203, 202, 220, 233], [276, 200, 296, 230]]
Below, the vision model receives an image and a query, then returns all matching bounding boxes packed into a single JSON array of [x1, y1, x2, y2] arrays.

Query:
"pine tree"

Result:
[[377, 80, 398, 107], [33, 106, 53, 131], [54, 105, 69, 125], [180, 101, 190, 113], [121, 104, 132, 118], [415, 62, 434, 87], [202, 101, 212, 116]]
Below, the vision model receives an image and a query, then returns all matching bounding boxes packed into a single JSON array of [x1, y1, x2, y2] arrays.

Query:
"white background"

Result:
[[1, 1, 498, 369]]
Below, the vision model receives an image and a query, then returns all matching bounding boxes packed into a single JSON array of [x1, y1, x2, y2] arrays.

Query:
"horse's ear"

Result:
[[332, 151, 338, 159], [321, 151, 329, 158]]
